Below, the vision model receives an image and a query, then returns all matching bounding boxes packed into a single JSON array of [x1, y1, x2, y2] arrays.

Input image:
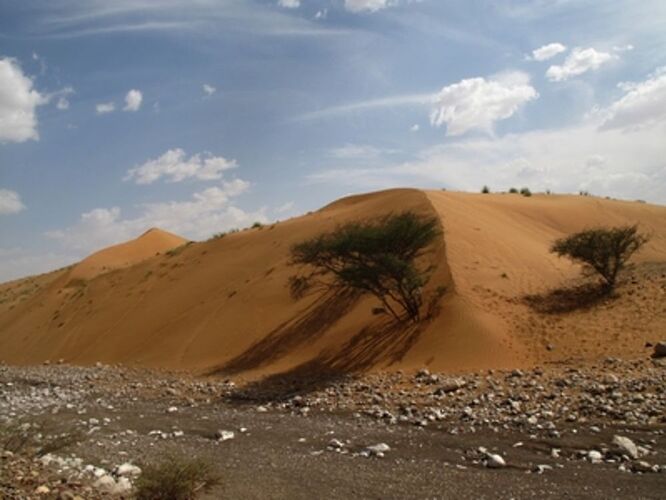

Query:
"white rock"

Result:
[[485, 453, 506, 469], [115, 463, 142, 477], [112, 477, 133, 494], [166, 406, 178, 413], [216, 430, 235, 442], [94, 475, 117, 491], [328, 438, 345, 449], [613, 435, 639, 459], [588, 450, 603, 464], [366, 443, 391, 454]]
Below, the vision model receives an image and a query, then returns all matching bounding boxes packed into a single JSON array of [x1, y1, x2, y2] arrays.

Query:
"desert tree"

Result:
[[289, 212, 440, 322], [550, 225, 649, 291]]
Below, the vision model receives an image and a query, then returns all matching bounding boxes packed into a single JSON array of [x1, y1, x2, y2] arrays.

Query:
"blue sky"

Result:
[[1, 0, 665, 281]]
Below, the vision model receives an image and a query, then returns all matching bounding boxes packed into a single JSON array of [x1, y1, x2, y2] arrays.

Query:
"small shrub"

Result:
[[251, 222, 263, 229], [481, 185, 490, 194], [508, 187, 519, 194], [134, 455, 220, 500], [550, 225, 649, 291], [520, 187, 532, 197]]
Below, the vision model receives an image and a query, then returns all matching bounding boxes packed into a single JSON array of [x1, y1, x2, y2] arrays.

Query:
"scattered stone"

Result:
[[612, 435, 639, 460], [215, 430, 235, 442], [485, 453, 506, 469], [653, 341, 666, 358]]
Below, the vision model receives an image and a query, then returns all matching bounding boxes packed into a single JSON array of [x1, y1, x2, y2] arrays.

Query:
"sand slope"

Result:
[[1, 189, 665, 375]]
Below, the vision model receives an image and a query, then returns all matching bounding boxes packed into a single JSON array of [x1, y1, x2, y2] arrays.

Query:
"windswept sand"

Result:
[[1, 189, 665, 376]]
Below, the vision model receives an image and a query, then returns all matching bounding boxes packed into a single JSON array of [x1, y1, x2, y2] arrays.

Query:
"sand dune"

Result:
[[1, 189, 665, 376]]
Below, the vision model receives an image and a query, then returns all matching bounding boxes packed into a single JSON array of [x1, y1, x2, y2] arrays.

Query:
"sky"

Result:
[[1, 0, 665, 282]]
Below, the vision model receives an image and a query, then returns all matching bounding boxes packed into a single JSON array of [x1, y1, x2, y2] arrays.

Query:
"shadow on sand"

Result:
[[209, 289, 360, 377], [225, 319, 426, 402], [523, 282, 615, 314]]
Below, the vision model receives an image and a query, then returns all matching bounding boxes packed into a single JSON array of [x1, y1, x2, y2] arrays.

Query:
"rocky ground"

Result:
[[1, 349, 665, 499]]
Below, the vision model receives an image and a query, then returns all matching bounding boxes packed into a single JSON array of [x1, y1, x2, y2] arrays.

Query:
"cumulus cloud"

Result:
[[430, 71, 538, 136], [0, 188, 26, 215], [202, 84, 216, 96], [600, 68, 666, 131], [96, 102, 115, 114], [546, 47, 613, 82], [124, 148, 237, 184], [0, 57, 47, 143], [345, 0, 393, 13], [46, 180, 266, 252], [123, 89, 142, 111], [308, 123, 666, 204], [278, 0, 300, 8], [530, 42, 566, 61]]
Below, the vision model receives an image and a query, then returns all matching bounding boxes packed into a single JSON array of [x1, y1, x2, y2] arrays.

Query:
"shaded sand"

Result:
[[1, 189, 665, 376]]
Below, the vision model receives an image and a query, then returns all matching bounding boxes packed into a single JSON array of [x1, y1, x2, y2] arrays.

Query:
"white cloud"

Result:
[[314, 9, 328, 19], [546, 47, 614, 82], [410, 124, 420, 132], [96, 102, 115, 114], [308, 122, 666, 204], [0, 247, 77, 282], [123, 89, 142, 111], [275, 201, 295, 214], [56, 97, 70, 110], [202, 83, 216, 96], [329, 144, 386, 160], [429, 71, 538, 136], [345, 0, 393, 13], [530, 42, 566, 61], [124, 148, 237, 184], [0, 57, 47, 143], [295, 92, 433, 121], [47, 180, 266, 253], [599, 68, 666, 131], [0, 189, 26, 215], [278, 0, 300, 8]]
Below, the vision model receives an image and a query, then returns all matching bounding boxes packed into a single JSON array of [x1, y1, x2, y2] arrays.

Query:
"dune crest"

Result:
[[1, 189, 665, 376], [67, 228, 188, 282]]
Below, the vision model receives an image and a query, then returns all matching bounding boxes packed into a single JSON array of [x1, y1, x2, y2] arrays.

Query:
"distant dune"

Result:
[[1, 189, 665, 376]]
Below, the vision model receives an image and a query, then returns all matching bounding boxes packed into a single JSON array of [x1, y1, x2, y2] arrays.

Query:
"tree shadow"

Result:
[[226, 311, 435, 403], [206, 288, 359, 376], [523, 282, 616, 314]]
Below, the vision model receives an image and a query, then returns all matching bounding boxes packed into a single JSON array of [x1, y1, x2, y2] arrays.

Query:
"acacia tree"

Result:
[[289, 212, 440, 322], [550, 225, 649, 291]]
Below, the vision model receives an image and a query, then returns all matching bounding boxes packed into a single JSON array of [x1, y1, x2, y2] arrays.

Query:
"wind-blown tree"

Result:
[[289, 212, 440, 322], [550, 225, 649, 291]]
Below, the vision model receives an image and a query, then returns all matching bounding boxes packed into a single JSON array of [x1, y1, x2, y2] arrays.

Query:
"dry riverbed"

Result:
[[1, 355, 665, 499]]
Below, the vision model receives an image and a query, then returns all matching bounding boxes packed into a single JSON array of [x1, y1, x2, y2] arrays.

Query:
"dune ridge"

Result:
[[1, 189, 665, 376]]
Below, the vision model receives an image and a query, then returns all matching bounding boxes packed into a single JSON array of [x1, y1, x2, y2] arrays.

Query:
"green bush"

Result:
[[481, 185, 490, 194], [551, 225, 649, 291], [251, 222, 263, 229], [520, 187, 532, 197], [508, 187, 518, 194], [134, 455, 220, 500], [289, 212, 440, 322]]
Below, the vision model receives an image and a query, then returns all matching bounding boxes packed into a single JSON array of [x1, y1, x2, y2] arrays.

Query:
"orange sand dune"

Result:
[[1, 189, 665, 376], [67, 228, 188, 282]]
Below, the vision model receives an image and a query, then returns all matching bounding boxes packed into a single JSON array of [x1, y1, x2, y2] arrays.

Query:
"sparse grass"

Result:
[[134, 454, 220, 500], [166, 242, 194, 258]]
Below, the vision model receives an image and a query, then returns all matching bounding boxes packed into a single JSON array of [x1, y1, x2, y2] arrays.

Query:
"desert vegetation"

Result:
[[551, 225, 649, 291], [134, 454, 220, 500], [289, 211, 440, 322]]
